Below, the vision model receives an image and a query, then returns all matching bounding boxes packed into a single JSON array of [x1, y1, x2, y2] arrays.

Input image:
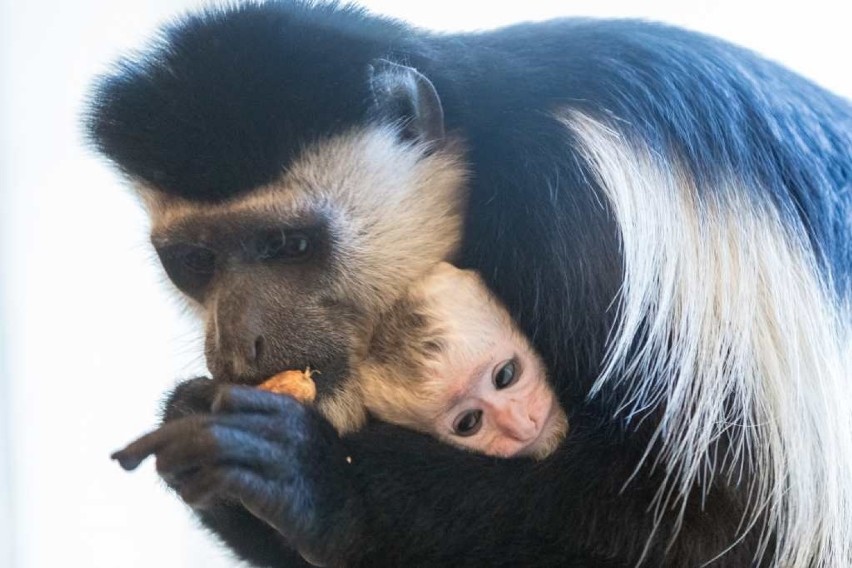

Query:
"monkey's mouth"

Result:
[[213, 358, 347, 400], [520, 399, 569, 459], [215, 372, 268, 387]]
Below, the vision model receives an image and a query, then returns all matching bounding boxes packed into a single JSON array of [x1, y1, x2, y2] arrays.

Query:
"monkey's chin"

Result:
[[522, 403, 570, 460]]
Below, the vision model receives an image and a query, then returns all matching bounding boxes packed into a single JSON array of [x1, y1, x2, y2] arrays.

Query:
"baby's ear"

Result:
[[424, 262, 477, 288], [408, 262, 456, 300], [427, 261, 461, 279]]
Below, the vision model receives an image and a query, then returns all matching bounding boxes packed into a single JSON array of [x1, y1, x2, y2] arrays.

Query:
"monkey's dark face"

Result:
[[154, 209, 352, 386], [144, 128, 467, 431]]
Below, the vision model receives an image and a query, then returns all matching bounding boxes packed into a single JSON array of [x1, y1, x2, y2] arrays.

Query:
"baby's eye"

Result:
[[452, 409, 483, 436], [493, 359, 519, 390]]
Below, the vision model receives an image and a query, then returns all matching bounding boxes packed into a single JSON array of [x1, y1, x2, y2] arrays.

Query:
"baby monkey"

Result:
[[358, 263, 569, 459]]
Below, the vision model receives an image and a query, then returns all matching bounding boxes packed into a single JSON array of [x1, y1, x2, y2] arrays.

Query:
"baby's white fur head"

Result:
[[360, 263, 568, 459]]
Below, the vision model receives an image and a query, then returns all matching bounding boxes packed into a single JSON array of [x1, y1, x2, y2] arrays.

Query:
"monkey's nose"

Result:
[[252, 335, 265, 362], [210, 331, 265, 379], [205, 298, 268, 380], [204, 281, 273, 380]]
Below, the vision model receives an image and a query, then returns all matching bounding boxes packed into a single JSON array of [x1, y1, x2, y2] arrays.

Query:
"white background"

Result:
[[1, 1, 850, 567]]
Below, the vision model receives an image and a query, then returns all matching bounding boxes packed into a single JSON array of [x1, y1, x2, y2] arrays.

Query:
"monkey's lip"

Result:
[[222, 375, 266, 387], [213, 371, 274, 387], [218, 361, 343, 401], [214, 365, 317, 388]]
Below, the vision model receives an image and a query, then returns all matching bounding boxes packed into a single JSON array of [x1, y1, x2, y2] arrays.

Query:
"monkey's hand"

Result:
[[112, 385, 363, 566]]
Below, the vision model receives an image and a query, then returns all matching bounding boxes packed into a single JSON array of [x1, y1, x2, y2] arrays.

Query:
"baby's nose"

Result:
[[493, 403, 538, 442]]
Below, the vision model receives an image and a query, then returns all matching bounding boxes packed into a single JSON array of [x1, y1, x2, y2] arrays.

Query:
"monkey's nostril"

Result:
[[253, 336, 265, 362]]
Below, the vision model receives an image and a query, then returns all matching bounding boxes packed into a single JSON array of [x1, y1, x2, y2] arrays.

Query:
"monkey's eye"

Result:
[[493, 359, 519, 390], [255, 230, 313, 263], [182, 247, 216, 273], [452, 409, 483, 437], [156, 244, 217, 300]]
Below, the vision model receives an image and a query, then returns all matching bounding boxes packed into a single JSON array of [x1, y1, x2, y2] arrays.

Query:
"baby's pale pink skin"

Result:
[[435, 334, 563, 458]]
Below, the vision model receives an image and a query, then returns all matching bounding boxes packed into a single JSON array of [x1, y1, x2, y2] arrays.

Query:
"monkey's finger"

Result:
[[111, 451, 147, 472], [111, 415, 210, 471], [177, 467, 227, 510], [154, 423, 289, 484], [211, 413, 309, 446], [177, 464, 267, 511], [181, 464, 291, 532]]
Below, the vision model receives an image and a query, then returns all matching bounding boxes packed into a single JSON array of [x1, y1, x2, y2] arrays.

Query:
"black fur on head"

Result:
[[85, 1, 415, 202]]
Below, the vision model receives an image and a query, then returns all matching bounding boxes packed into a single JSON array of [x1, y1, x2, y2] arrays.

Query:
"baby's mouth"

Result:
[[526, 399, 564, 450]]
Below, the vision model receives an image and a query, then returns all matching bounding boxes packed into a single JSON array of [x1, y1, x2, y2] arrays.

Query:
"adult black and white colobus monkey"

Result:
[[87, 1, 852, 566]]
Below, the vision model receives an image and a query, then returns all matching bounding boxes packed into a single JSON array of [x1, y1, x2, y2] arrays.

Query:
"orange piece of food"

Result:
[[258, 368, 316, 403]]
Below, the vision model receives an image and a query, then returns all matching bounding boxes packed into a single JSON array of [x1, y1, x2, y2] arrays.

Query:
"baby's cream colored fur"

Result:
[[359, 264, 569, 460]]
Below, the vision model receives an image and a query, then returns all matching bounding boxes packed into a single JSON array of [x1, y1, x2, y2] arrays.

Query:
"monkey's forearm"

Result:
[[197, 504, 313, 568]]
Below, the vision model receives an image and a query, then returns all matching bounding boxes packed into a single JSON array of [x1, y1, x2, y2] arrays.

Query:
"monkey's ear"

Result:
[[368, 60, 445, 146]]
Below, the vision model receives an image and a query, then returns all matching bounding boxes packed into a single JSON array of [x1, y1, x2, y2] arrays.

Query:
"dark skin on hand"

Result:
[[113, 382, 360, 567], [112, 386, 310, 493]]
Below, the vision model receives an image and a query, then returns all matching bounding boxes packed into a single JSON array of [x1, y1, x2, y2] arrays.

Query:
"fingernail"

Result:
[[111, 451, 143, 471]]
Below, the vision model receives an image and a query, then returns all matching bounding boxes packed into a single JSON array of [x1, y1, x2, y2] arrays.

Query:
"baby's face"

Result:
[[428, 328, 566, 459]]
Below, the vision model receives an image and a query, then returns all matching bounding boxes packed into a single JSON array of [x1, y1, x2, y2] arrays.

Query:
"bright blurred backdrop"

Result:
[[1, 1, 849, 566]]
